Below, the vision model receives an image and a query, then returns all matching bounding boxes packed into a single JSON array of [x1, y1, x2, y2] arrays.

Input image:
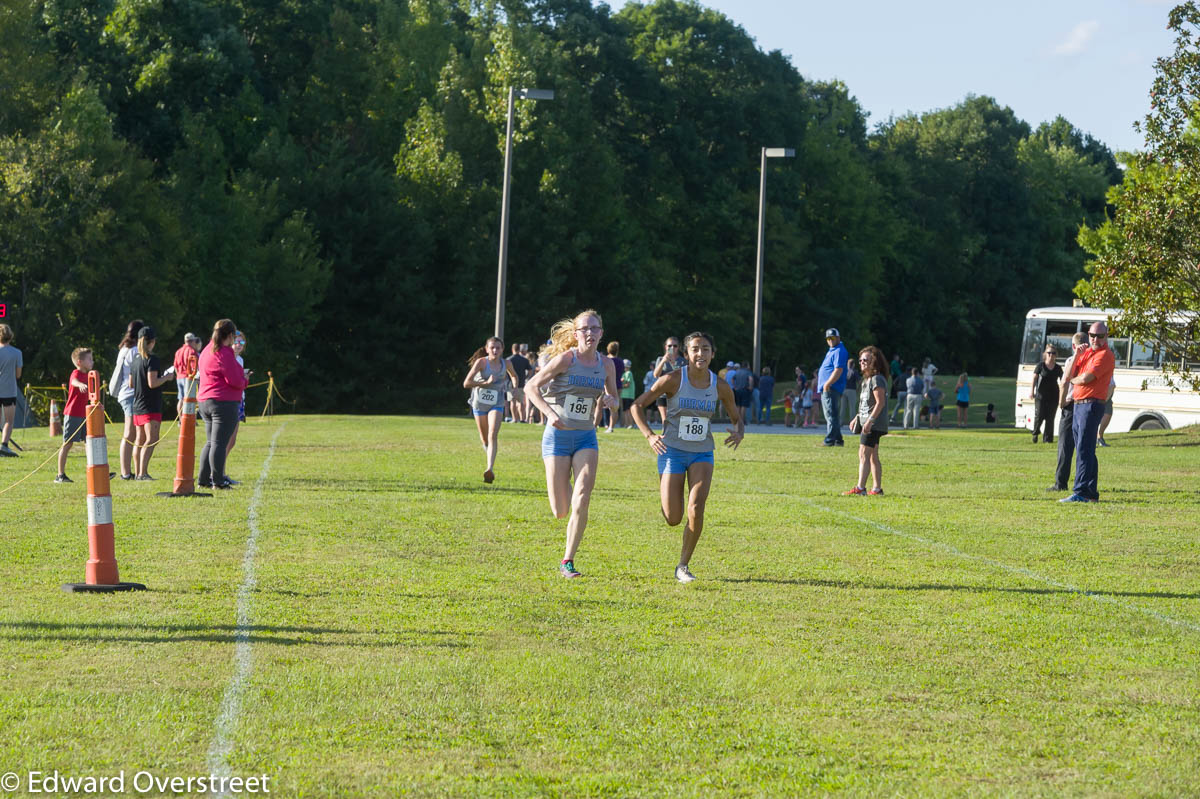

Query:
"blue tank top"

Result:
[[662, 366, 718, 453], [544, 351, 607, 431]]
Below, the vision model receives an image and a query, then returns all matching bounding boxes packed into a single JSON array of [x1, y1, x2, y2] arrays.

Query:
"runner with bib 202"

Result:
[[462, 336, 520, 485], [525, 310, 620, 579], [631, 331, 744, 583]]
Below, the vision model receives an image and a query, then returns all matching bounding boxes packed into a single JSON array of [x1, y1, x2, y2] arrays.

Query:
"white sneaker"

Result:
[[675, 565, 696, 583]]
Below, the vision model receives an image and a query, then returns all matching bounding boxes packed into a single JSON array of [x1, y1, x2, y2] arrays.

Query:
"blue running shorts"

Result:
[[473, 404, 505, 417], [657, 446, 715, 475], [541, 426, 599, 458]]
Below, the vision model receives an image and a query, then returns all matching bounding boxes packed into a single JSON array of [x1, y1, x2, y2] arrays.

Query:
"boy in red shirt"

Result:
[[55, 348, 93, 483]]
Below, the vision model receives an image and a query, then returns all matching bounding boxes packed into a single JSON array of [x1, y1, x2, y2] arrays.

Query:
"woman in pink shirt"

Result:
[[197, 319, 248, 489]]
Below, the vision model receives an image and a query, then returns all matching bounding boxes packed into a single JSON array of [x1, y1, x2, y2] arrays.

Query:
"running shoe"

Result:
[[120, 473, 135, 480], [867, 488, 884, 496], [842, 486, 866, 496], [53, 474, 72, 483], [675, 565, 696, 583], [560, 560, 582, 578], [0, 446, 17, 458], [214, 480, 235, 490], [1059, 494, 1097, 503], [483, 469, 494, 484]]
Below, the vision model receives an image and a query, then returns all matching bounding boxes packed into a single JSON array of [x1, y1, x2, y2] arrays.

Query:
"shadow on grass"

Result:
[[716, 577, 1200, 600], [0, 620, 476, 648]]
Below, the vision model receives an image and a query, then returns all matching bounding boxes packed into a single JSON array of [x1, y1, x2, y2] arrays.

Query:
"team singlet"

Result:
[[543, 351, 607, 431], [662, 365, 718, 453], [470, 358, 508, 411]]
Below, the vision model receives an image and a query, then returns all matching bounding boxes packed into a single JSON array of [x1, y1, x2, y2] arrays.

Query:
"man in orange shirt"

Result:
[[1059, 321, 1115, 502]]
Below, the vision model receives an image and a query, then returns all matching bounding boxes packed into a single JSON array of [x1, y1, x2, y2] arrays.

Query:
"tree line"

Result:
[[0, 0, 1124, 411]]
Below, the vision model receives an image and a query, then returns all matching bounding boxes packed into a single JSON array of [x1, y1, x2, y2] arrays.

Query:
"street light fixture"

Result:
[[494, 86, 555, 341], [752, 146, 795, 376]]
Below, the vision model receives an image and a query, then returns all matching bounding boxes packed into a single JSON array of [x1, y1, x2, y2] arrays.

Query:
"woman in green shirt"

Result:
[[620, 358, 636, 428]]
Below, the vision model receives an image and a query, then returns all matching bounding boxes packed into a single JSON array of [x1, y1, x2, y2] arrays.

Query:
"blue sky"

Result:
[[691, 0, 1179, 154]]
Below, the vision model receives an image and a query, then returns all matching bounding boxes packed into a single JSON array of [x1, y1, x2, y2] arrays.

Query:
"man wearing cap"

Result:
[[1059, 321, 1115, 503], [173, 332, 202, 411], [818, 328, 849, 446]]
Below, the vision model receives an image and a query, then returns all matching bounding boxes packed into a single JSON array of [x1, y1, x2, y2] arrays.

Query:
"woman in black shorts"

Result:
[[844, 345, 889, 496]]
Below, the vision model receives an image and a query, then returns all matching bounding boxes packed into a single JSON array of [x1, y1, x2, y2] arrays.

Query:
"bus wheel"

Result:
[[1135, 417, 1166, 431]]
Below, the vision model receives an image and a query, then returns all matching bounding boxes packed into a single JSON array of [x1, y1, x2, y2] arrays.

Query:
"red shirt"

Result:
[[174, 344, 198, 378], [197, 344, 248, 402], [1072, 346, 1115, 402], [64, 368, 88, 418]]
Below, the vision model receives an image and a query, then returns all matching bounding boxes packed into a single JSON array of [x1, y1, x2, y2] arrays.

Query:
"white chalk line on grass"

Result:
[[800, 499, 1200, 636], [207, 423, 288, 797]]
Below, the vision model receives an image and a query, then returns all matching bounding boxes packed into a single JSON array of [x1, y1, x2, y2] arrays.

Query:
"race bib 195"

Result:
[[563, 394, 595, 421], [678, 415, 709, 442]]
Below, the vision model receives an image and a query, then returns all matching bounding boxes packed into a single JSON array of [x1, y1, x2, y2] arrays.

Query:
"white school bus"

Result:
[[1016, 306, 1200, 432]]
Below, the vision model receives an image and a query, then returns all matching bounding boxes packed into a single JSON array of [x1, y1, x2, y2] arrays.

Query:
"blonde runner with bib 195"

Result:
[[631, 331, 743, 583], [525, 310, 620, 579], [462, 336, 520, 484]]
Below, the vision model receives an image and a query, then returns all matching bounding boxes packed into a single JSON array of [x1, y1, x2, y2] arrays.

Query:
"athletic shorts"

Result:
[[734, 388, 752, 407], [510, 387, 525, 403], [956, 400, 969, 409], [541, 426, 599, 458], [63, 415, 86, 444], [860, 429, 888, 448], [929, 405, 942, 416], [0, 396, 14, 407], [621, 397, 633, 411], [472, 403, 505, 417], [1105, 399, 1113, 415], [238, 397, 246, 423], [656, 446, 714, 475], [133, 413, 162, 426], [118, 396, 134, 418]]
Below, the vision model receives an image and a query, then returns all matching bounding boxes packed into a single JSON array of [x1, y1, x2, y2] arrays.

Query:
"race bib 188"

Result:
[[678, 415, 709, 442], [563, 394, 595, 421]]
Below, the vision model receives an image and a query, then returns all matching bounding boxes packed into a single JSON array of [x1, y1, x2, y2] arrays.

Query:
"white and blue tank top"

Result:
[[662, 365, 718, 453]]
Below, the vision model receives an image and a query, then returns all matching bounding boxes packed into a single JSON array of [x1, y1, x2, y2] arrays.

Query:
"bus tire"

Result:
[[1133, 414, 1168, 431]]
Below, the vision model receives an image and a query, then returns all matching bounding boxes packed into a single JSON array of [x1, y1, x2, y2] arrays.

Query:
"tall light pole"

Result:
[[752, 146, 795, 376], [495, 86, 554, 341]]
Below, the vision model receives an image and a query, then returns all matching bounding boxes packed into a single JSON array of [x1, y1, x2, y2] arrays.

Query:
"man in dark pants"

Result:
[[818, 328, 849, 446], [1050, 332, 1087, 492], [1060, 323, 1115, 503]]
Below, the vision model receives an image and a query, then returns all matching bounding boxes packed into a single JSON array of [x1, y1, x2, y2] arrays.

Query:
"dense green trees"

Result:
[[1079, 2, 1200, 390], [0, 0, 1121, 410]]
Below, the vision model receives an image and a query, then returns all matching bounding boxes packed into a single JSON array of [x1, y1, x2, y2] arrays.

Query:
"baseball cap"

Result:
[[138, 325, 156, 340], [623, 358, 631, 366], [825, 328, 840, 338], [726, 361, 735, 367]]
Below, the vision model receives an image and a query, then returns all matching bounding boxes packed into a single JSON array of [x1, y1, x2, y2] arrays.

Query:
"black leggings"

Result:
[[199, 399, 240, 485]]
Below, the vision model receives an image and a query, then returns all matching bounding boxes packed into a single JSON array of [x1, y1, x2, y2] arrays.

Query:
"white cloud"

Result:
[[1054, 20, 1100, 56]]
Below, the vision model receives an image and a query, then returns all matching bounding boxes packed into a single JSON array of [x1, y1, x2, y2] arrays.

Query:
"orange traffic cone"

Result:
[[62, 371, 146, 593], [158, 352, 210, 498], [49, 399, 62, 437]]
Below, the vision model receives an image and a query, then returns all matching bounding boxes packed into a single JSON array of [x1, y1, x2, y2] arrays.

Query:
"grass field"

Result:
[[2, 388, 1199, 797]]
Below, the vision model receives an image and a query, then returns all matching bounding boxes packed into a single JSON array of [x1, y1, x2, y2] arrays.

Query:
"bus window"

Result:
[[1044, 321, 1077, 362], [1131, 340, 1160, 368], [1108, 338, 1131, 367], [1021, 319, 1046, 364]]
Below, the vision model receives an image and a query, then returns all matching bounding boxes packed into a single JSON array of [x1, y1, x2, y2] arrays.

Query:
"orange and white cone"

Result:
[[62, 371, 146, 593], [158, 353, 210, 498], [49, 399, 62, 437]]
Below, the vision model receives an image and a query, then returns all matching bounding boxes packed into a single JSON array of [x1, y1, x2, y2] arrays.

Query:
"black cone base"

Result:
[[62, 582, 148, 593], [155, 491, 213, 498]]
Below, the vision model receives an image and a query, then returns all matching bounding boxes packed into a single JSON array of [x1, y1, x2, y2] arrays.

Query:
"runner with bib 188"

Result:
[[631, 331, 744, 583], [525, 310, 620, 579]]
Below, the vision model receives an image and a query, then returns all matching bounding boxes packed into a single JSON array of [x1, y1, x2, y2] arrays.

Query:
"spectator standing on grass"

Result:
[[757, 367, 775, 425], [891, 365, 907, 424], [728, 362, 752, 424], [801, 380, 816, 427], [54, 348, 92, 482], [129, 327, 174, 480], [954, 373, 971, 427], [1060, 322, 1115, 503], [904, 367, 924, 429], [921, 357, 938, 390], [925, 378, 944, 430], [653, 337, 685, 431], [842, 359, 860, 425], [604, 342, 624, 433], [173, 333, 202, 410], [198, 319, 248, 490], [1050, 332, 1087, 492], [843, 346, 889, 496], [1097, 369, 1117, 447], [818, 329, 849, 446], [1030, 345, 1063, 444], [794, 366, 808, 395], [782, 390, 796, 427], [108, 319, 144, 479], [223, 331, 253, 482], [0, 324, 22, 458], [507, 342, 532, 423], [620, 359, 635, 428], [750, 369, 760, 424]]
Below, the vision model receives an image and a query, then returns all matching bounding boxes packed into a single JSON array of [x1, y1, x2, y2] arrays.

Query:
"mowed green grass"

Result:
[[1, 406, 1199, 797]]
